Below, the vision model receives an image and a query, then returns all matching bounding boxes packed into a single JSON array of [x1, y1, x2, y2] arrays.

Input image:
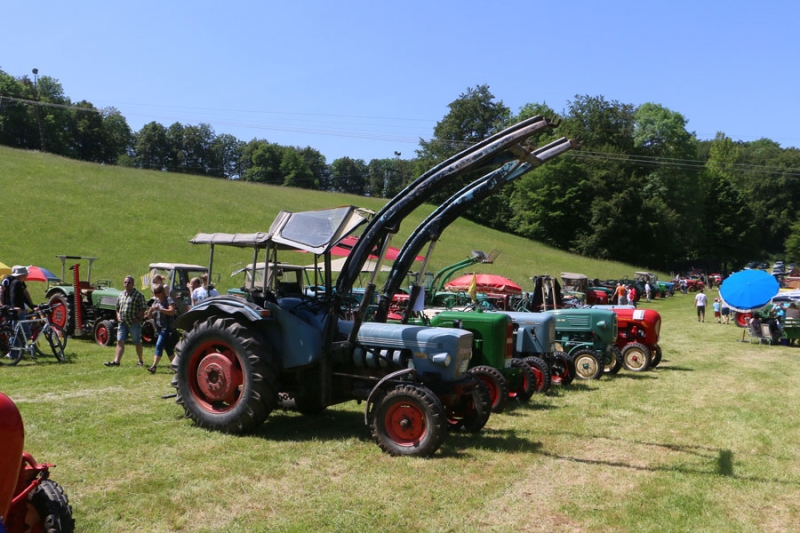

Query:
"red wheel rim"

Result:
[[96, 325, 109, 346], [530, 366, 544, 391], [48, 298, 68, 330], [187, 339, 244, 413], [475, 374, 498, 406], [384, 400, 427, 446]]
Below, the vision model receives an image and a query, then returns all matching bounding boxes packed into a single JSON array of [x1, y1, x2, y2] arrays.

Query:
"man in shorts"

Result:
[[104, 275, 146, 367], [695, 288, 708, 323]]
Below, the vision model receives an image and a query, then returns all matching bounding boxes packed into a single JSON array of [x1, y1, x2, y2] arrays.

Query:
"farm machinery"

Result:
[[170, 116, 574, 456], [592, 305, 662, 371], [0, 392, 74, 533], [44, 255, 120, 344], [372, 125, 577, 398]]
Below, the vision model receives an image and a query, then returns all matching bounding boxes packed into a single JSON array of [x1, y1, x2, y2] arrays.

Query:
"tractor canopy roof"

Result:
[[149, 262, 208, 271]]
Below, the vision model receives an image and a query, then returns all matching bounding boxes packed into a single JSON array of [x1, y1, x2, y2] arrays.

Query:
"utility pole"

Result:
[[32, 68, 46, 152]]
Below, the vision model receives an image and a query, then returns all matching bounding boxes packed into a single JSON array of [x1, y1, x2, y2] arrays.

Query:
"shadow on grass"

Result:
[[440, 427, 542, 456], [607, 372, 658, 380], [541, 431, 799, 485], [655, 365, 694, 372]]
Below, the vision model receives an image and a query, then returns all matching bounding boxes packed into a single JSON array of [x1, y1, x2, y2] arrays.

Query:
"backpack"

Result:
[[1, 276, 15, 306]]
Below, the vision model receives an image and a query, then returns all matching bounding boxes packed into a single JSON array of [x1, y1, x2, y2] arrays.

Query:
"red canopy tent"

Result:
[[445, 274, 522, 295]]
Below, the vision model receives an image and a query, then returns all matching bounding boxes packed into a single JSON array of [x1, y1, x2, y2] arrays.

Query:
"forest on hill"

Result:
[[2, 67, 800, 272]]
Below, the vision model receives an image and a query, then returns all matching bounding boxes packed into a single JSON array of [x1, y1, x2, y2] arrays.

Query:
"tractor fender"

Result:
[[174, 296, 275, 331], [364, 368, 417, 425], [0, 392, 24, 521]]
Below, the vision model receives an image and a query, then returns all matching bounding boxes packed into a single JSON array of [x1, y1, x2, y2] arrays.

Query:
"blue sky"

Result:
[[2, 0, 798, 163]]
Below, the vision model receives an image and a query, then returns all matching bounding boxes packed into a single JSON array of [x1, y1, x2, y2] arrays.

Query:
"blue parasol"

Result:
[[719, 269, 780, 313]]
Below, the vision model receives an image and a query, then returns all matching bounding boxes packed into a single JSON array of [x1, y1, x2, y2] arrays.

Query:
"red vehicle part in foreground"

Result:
[[0, 392, 75, 533]]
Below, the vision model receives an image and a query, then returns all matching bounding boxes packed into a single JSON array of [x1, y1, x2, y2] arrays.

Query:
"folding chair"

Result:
[[760, 323, 775, 345]]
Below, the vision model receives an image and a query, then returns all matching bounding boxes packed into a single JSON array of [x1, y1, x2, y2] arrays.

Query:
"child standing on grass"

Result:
[[713, 298, 721, 323]]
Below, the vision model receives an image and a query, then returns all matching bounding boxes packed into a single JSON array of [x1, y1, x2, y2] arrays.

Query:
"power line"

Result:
[[0, 95, 100, 113]]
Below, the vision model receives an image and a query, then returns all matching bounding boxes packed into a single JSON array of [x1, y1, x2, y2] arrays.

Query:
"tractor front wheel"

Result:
[[468, 365, 509, 413], [171, 316, 277, 434], [446, 374, 492, 433], [572, 349, 603, 380], [523, 356, 551, 393], [25, 478, 75, 533], [93, 319, 116, 347], [605, 345, 623, 374], [622, 342, 651, 372], [549, 351, 574, 386], [371, 384, 446, 457], [650, 344, 662, 368], [509, 359, 536, 402]]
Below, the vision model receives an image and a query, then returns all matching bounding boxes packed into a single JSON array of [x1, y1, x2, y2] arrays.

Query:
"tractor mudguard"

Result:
[[173, 295, 274, 330]]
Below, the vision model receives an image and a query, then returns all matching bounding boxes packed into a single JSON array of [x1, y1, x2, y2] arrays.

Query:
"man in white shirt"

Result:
[[694, 289, 708, 322]]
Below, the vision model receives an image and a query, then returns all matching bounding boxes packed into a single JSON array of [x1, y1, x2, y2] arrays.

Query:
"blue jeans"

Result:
[[155, 329, 174, 358], [117, 322, 142, 344]]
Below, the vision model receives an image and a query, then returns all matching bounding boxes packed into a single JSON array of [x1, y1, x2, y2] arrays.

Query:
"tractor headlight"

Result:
[[431, 353, 451, 367]]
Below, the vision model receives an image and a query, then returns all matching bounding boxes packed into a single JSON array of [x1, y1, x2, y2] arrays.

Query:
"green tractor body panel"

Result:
[[545, 308, 617, 358]]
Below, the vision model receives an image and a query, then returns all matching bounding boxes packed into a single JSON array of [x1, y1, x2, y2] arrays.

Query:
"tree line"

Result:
[[2, 68, 799, 272]]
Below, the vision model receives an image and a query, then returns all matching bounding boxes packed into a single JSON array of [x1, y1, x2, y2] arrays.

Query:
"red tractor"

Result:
[[0, 392, 74, 533], [592, 306, 662, 372]]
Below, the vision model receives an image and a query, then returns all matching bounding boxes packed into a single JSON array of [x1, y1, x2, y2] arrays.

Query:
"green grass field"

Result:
[[2, 148, 800, 532]]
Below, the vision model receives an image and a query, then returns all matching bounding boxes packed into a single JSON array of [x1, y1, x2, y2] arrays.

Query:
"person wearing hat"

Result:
[[5, 266, 37, 357], [8, 266, 36, 320]]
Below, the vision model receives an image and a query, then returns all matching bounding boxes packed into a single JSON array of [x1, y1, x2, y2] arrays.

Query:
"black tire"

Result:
[[523, 355, 552, 393], [468, 365, 509, 413], [44, 324, 67, 362], [650, 344, 662, 368], [446, 374, 492, 433], [141, 318, 157, 345], [509, 360, 536, 402], [621, 342, 651, 372], [605, 345, 624, 375], [93, 319, 116, 347], [572, 349, 603, 380], [171, 316, 277, 434], [371, 383, 446, 457], [550, 351, 574, 386], [0, 325, 16, 364], [2, 326, 26, 366], [28, 478, 75, 533]]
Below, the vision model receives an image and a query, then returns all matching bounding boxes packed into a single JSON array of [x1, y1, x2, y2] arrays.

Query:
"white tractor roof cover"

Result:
[[269, 206, 371, 255]]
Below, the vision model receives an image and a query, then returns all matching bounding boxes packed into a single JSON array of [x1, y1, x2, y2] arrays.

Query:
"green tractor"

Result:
[[44, 255, 121, 345], [545, 308, 619, 380], [429, 308, 535, 413]]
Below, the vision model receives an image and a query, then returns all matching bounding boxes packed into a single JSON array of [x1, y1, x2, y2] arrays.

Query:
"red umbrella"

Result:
[[25, 265, 60, 283], [445, 274, 522, 295], [336, 236, 423, 261]]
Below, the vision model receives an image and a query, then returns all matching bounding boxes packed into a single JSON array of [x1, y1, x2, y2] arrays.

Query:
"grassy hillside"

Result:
[[0, 146, 662, 301]]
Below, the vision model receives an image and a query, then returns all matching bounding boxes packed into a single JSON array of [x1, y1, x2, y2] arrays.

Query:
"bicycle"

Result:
[[0, 303, 67, 366]]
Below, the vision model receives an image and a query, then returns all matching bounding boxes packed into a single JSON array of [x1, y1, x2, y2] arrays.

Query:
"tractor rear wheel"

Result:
[[509, 359, 536, 401], [523, 356, 551, 393], [371, 383, 446, 457], [93, 319, 116, 347], [446, 374, 492, 433], [605, 345, 624, 374], [47, 293, 70, 332], [572, 349, 603, 380], [171, 316, 277, 434], [549, 351, 574, 386], [468, 365, 509, 413], [25, 478, 75, 533], [621, 342, 651, 372], [650, 344, 662, 368]]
